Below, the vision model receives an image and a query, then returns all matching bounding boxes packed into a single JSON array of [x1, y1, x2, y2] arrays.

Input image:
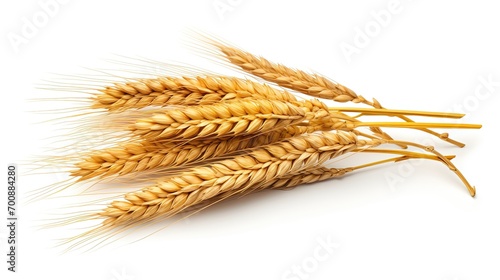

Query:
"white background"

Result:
[[1, 0, 499, 279]]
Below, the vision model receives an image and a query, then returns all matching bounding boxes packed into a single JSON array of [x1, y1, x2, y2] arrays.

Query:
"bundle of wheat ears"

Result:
[[38, 36, 480, 247]]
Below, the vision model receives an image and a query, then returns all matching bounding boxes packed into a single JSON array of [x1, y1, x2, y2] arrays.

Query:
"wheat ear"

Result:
[[132, 99, 307, 140], [99, 131, 383, 226], [92, 75, 299, 111], [71, 126, 312, 181]]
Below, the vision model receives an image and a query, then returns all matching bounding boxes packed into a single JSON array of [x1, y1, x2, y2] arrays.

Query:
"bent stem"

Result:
[[387, 140, 476, 197]]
